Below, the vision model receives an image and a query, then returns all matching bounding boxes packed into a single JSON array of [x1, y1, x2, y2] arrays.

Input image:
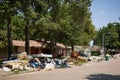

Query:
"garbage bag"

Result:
[[18, 52, 28, 60]]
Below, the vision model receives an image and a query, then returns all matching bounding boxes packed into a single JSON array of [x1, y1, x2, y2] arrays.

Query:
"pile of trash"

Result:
[[2, 52, 31, 72], [2, 52, 70, 72]]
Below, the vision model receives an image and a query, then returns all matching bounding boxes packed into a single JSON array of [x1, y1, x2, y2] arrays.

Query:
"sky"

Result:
[[90, 0, 120, 30]]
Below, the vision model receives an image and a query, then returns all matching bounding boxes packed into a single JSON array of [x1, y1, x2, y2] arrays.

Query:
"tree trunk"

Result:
[[7, 16, 13, 60], [25, 19, 30, 55], [71, 44, 74, 51], [49, 41, 56, 57]]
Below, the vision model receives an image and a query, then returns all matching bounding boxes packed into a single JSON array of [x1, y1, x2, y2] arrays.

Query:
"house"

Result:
[[74, 46, 84, 52], [0, 40, 42, 59], [37, 40, 71, 58], [0, 41, 8, 59], [0, 40, 72, 59], [53, 43, 71, 57], [13, 40, 42, 54]]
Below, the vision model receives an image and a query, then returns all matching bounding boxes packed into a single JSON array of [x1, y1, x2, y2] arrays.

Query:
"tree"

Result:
[[0, 0, 44, 55], [94, 22, 120, 51], [0, 16, 6, 43], [31, 0, 96, 52], [32, 0, 62, 54], [12, 15, 25, 40], [0, 0, 18, 60], [65, 0, 95, 50], [18, 0, 43, 54]]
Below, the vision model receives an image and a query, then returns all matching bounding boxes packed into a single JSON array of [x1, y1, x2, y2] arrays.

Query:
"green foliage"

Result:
[[95, 22, 120, 49], [0, 24, 7, 40], [65, 0, 95, 47], [0, 0, 22, 59], [0, 0, 96, 52], [91, 52, 101, 56], [12, 15, 25, 40]]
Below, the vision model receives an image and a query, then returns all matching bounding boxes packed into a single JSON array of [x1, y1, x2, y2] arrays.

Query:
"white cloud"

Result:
[[99, 11, 105, 14]]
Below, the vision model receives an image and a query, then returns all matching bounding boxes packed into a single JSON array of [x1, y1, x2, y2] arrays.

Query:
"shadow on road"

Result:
[[86, 73, 120, 80]]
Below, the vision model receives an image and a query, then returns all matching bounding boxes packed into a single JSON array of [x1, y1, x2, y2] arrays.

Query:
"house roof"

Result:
[[74, 45, 101, 51], [56, 43, 66, 48], [29, 40, 42, 47], [56, 43, 71, 49], [74, 46, 84, 51], [13, 40, 24, 47], [13, 40, 42, 47], [90, 46, 101, 51]]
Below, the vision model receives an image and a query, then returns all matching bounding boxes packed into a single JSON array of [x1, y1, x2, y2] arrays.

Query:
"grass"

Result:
[[2, 69, 34, 76]]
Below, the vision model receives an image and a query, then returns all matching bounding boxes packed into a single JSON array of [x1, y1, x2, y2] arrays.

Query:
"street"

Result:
[[0, 58, 120, 80]]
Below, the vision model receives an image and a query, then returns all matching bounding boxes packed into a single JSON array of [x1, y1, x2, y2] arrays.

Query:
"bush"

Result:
[[91, 52, 100, 56]]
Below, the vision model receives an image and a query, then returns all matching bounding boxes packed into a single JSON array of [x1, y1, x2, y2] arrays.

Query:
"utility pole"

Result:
[[102, 34, 105, 57], [102, 32, 111, 58]]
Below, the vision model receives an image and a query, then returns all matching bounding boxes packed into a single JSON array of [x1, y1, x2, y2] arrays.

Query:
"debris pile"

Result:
[[2, 52, 30, 72], [2, 52, 70, 72]]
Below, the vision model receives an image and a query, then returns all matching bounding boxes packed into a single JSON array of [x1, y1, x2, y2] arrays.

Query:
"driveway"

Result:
[[0, 58, 120, 80]]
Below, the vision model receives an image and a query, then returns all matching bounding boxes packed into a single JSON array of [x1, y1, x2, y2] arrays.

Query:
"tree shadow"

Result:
[[86, 73, 120, 80]]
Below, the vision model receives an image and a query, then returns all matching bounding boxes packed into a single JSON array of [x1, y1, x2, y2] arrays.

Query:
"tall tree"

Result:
[[18, 0, 43, 54], [95, 22, 120, 51], [0, 0, 17, 60], [32, 0, 96, 52], [66, 0, 94, 50]]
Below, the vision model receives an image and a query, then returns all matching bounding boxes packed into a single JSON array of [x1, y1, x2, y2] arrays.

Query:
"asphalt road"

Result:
[[0, 58, 120, 80]]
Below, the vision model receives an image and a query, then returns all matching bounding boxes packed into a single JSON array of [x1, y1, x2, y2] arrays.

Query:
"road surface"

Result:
[[0, 58, 120, 80]]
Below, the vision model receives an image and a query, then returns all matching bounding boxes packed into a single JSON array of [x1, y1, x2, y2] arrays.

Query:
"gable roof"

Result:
[[13, 40, 41, 47], [56, 43, 66, 48], [13, 40, 24, 47], [29, 40, 42, 47]]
